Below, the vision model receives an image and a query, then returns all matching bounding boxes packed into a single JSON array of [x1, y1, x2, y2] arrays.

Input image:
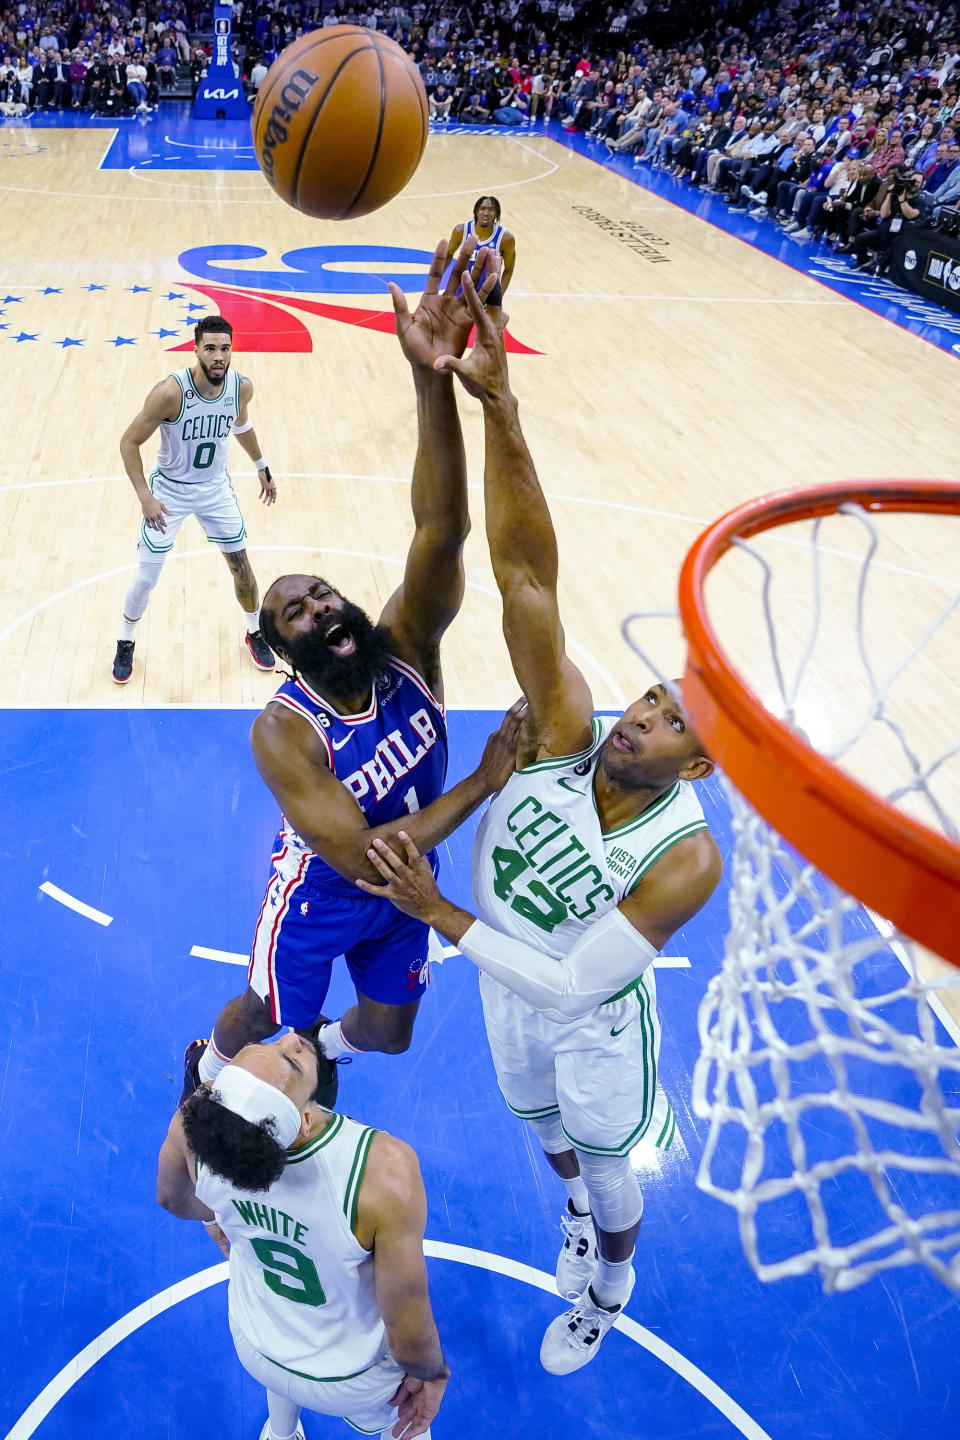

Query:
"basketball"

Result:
[[252, 26, 429, 220]]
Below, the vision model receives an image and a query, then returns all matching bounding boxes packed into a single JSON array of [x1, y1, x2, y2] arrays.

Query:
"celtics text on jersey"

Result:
[[154, 367, 241, 484], [471, 715, 708, 965]]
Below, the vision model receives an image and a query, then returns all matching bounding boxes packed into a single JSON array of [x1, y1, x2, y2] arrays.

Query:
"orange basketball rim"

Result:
[[678, 479, 960, 966]]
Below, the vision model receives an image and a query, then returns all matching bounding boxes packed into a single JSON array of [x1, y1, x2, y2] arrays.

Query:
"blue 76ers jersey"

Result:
[[267, 657, 449, 896]]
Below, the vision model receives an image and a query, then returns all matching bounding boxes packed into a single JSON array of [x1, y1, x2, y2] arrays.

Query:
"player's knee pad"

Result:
[[123, 557, 165, 619], [575, 1149, 643, 1233], [527, 1113, 569, 1155]]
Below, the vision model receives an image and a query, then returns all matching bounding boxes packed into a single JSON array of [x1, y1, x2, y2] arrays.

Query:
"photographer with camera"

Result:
[[848, 167, 927, 274]]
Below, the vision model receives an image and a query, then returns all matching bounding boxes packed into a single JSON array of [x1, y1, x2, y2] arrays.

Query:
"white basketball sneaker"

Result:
[[258, 1422, 305, 1440], [555, 1201, 598, 1300], [540, 1269, 635, 1375]]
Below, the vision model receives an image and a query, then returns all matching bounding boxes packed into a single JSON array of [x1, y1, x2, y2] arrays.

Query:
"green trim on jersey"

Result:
[[602, 973, 645, 1006], [192, 368, 229, 404], [140, 484, 174, 553], [343, 1127, 377, 1232], [170, 372, 187, 426], [260, 1351, 376, 1385], [503, 1099, 561, 1120], [560, 1112, 657, 1156], [344, 1420, 388, 1436], [597, 780, 681, 839], [285, 1111, 344, 1164], [205, 526, 246, 545], [154, 464, 200, 484], [626, 819, 709, 893], [656, 1108, 677, 1150], [518, 716, 604, 775]]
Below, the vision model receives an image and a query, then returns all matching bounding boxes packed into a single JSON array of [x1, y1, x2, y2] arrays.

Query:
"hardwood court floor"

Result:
[[2, 119, 958, 719], [3, 115, 960, 1440]]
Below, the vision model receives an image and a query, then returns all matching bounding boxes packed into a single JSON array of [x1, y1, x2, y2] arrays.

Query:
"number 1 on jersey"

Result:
[[403, 786, 420, 814]]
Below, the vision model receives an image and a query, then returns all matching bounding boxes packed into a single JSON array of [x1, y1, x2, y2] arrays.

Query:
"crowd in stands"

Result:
[[0, 2, 193, 113], [2, 0, 960, 275]]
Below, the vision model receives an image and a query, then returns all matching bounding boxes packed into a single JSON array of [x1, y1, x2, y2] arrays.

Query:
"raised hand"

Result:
[[433, 270, 512, 406], [475, 696, 527, 793], [389, 236, 501, 371]]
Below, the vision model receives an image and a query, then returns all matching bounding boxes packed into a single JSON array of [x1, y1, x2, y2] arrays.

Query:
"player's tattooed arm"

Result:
[[250, 699, 524, 884]]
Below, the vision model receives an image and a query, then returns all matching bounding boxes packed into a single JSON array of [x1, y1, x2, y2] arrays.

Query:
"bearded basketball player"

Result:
[[177, 239, 522, 1108]]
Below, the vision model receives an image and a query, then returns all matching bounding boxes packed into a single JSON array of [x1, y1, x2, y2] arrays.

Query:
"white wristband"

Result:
[[254, 457, 269, 471], [201, 1216, 220, 1227], [233, 417, 253, 434]]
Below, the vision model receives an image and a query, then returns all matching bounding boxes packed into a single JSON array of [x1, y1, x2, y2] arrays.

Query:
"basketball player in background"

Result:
[[358, 275, 722, 1375], [113, 315, 277, 684], [178, 239, 519, 1106], [159, 1031, 447, 1440], [444, 196, 516, 305]]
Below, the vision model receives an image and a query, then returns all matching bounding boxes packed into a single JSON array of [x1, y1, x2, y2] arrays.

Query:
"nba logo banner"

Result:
[[194, 1, 249, 119]]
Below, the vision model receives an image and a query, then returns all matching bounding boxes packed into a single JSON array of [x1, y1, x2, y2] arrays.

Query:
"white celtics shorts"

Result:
[[138, 468, 247, 556], [478, 968, 676, 1156], [231, 1323, 427, 1437]]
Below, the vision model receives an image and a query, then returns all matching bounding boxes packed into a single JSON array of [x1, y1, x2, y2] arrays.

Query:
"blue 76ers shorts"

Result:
[[247, 837, 433, 1027]]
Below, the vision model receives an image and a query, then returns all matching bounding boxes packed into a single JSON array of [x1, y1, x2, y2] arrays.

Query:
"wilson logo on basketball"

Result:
[[258, 69, 319, 182]]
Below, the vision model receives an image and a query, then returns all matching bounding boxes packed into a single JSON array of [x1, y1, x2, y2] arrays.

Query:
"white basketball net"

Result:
[[623, 501, 960, 1294]]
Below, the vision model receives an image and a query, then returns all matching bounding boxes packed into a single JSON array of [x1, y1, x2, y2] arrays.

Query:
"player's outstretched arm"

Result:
[[119, 377, 180, 534], [435, 274, 594, 762], [357, 831, 722, 1022], [377, 237, 500, 699], [231, 376, 276, 506], [250, 699, 524, 884], [358, 1134, 449, 1440]]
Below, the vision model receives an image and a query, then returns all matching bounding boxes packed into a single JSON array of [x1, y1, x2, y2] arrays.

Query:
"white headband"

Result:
[[213, 1065, 303, 1149]]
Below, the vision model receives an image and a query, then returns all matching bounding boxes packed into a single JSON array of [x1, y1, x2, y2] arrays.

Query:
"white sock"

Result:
[[245, 608, 261, 634], [197, 1038, 231, 1085], [316, 1020, 362, 1059], [119, 617, 138, 642], [562, 1178, 590, 1216], [591, 1252, 634, 1308]]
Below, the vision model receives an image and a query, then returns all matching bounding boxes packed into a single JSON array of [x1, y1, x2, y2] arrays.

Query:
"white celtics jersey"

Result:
[[155, 366, 241, 484], [471, 715, 708, 973], [195, 1112, 387, 1381]]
